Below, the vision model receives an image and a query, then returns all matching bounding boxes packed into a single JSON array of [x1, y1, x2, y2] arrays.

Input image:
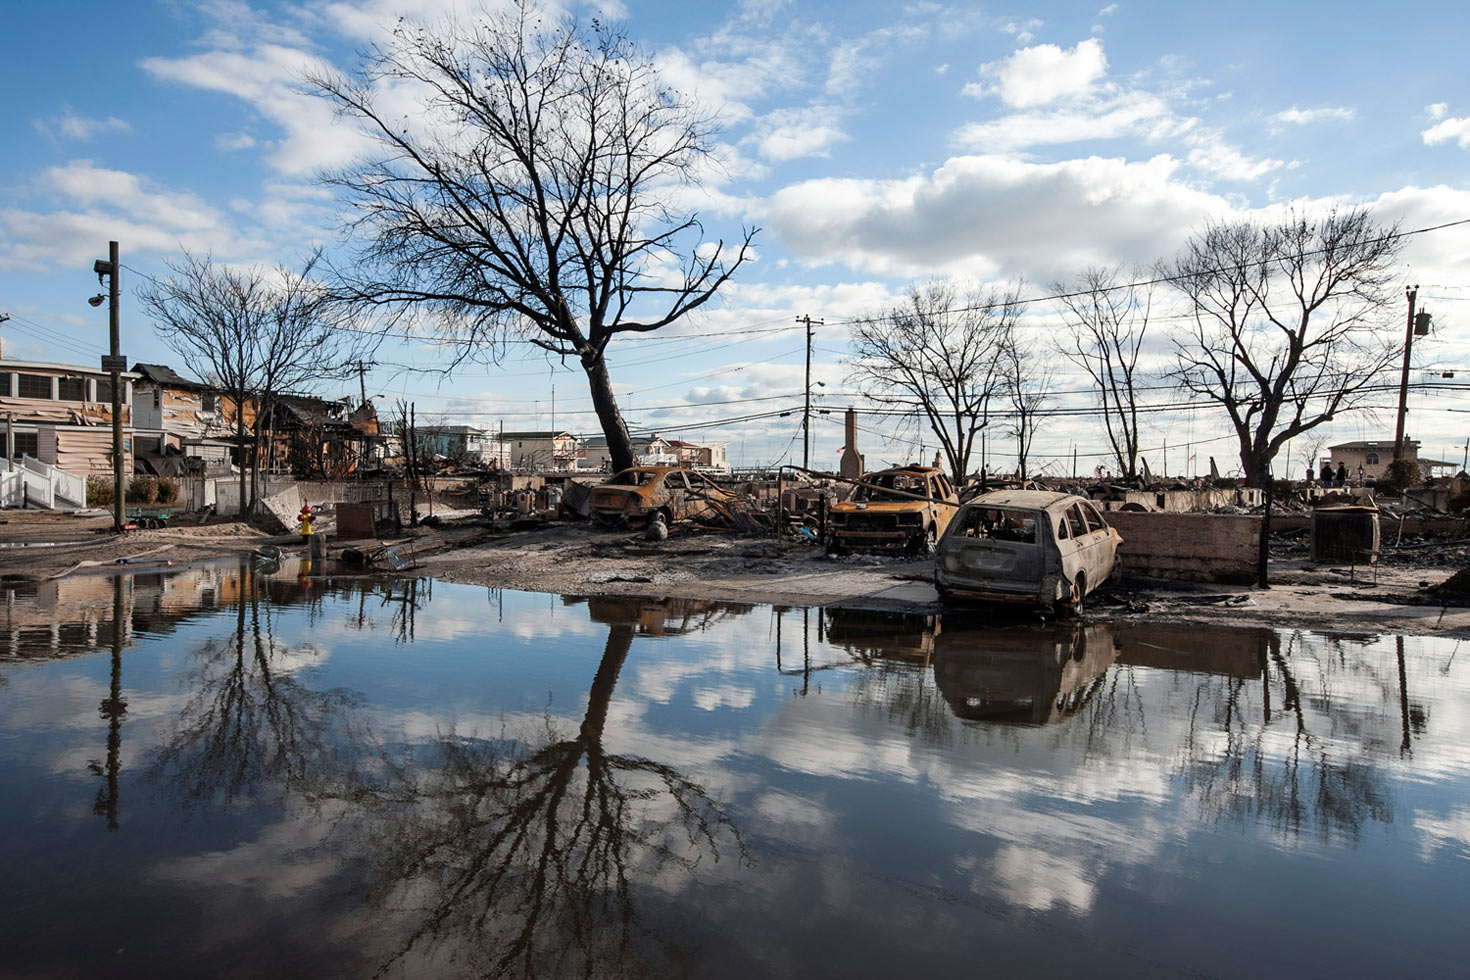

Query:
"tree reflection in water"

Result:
[[351, 606, 747, 979], [146, 568, 365, 808]]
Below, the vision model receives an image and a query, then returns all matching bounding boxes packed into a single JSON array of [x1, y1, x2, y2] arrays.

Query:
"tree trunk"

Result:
[[583, 350, 634, 472], [1257, 462, 1273, 589], [236, 396, 248, 521], [579, 622, 634, 745]]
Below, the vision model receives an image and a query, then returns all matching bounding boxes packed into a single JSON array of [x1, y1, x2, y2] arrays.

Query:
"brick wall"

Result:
[[1103, 511, 1261, 584]]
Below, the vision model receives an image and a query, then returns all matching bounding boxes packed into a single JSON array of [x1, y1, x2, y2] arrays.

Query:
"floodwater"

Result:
[[1, 563, 1467, 979]]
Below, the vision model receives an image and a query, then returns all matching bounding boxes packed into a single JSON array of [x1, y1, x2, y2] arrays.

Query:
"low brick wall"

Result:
[[1103, 511, 1261, 584]]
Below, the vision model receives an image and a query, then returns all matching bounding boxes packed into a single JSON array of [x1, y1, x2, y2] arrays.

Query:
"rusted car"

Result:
[[934, 490, 1121, 609], [825, 465, 959, 555], [588, 466, 734, 526]]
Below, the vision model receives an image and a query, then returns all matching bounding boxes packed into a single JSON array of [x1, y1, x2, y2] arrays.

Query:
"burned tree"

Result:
[[1164, 207, 1403, 486], [848, 280, 1019, 485], [311, 1, 755, 474], [1052, 266, 1152, 480], [137, 251, 366, 515]]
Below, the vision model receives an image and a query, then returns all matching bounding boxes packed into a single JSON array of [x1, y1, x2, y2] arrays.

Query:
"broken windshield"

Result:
[[854, 472, 928, 503]]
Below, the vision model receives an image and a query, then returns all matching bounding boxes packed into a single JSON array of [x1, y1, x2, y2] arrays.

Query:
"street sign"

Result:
[[101, 355, 127, 372]]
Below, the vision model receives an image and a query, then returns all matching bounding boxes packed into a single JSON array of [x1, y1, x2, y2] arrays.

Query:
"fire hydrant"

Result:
[[298, 501, 314, 540]]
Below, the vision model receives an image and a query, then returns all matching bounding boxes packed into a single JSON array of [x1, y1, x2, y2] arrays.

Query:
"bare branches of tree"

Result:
[[998, 330, 1052, 481], [1164, 206, 1404, 486], [137, 251, 369, 515], [310, 0, 756, 472], [1052, 266, 1152, 480], [848, 280, 1019, 485]]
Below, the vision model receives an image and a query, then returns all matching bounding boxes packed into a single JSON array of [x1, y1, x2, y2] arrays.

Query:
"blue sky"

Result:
[[4, 0, 1470, 473]]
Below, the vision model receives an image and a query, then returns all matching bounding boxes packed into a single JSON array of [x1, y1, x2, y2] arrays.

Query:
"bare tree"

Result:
[[310, 1, 756, 474], [998, 329, 1052, 481], [848, 280, 1019, 485], [138, 252, 368, 516], [1052, 266, 1152, 480], [1164, 207, 1403, 486]]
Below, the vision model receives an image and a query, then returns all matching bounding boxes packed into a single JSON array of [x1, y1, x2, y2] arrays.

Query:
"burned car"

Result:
[[588, 466, 734, 527], [825, 466, 958, 555], [934, 490, 1121, 609]]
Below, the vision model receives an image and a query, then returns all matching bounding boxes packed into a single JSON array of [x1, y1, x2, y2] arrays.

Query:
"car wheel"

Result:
[[912, 525, 937, 556], [1066, 571, 1087, 616]]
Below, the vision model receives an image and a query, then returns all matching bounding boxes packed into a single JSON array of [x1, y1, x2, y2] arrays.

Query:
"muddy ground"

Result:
[[5, 508, 1470, 638]]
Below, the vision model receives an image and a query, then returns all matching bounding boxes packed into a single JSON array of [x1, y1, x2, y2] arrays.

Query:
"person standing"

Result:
[[1336, 462, 1348, 488], [1320, 461, 1333, 487]]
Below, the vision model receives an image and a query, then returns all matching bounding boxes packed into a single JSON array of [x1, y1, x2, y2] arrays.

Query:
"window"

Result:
[[1064, 505, 1088, 538], [956, 507, 1037, 543], [1083, 504, 1108, 533], [94, 378, 114, 404], [201, 392, 217, 413], [1365, 453, 1379, 466], [57, 377, 86, 401], [9, 432, 38, 460], [17, 374, 52, 399]]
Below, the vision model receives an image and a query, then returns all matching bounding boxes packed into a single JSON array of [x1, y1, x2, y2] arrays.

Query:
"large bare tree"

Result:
[[1052, 266, 1152, 480], [310, 1, 756, 473], [848, 280, 1019, 485], [1164, 207, 1403, 486], [137, 251, 367, 515]]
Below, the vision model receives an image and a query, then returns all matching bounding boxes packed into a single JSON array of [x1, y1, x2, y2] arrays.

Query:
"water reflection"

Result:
[[1, 567, 1466, 979]]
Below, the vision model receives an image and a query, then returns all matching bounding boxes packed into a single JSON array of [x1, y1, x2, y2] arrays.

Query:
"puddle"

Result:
[[1, 563, 1467, 978]]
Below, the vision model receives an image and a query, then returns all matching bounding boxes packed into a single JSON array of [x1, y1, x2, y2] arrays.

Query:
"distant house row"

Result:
[[396, 425, 729, 473], [1, 356, 728, 487]]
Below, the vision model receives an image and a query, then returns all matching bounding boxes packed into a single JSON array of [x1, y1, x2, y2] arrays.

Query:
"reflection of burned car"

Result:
[[587, 467, 734, 527], [934, 490, 1121, 609], [931, 622, 1118, 725], [825, 466, 958, 555]]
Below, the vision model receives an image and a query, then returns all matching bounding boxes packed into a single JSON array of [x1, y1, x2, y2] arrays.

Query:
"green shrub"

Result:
[[87, 476, 114, 508], [127, 476, 157, 504], [155, 477, 179, 505]]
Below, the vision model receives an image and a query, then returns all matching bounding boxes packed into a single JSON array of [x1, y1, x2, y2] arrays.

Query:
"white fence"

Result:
[[0, 456, 87, 509]]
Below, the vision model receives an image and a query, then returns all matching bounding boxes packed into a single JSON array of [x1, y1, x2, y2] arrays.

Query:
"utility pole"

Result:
[[1393, 286, 1418, 463], [94, 242, 124, 532], [797, 315, 822, 469], [1394, 286, 1433, 465]]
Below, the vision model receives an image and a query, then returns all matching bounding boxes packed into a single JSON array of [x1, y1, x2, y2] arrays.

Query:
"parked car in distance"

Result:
[[588, 466, 733, 526], [934, 490, 1121, 609], [825, 465, 959, 555]]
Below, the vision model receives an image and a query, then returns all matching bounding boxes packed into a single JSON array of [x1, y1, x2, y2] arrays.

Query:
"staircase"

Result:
[[0, 456, 88, 509]]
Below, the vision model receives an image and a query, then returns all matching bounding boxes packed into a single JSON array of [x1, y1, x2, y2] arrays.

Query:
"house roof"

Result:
[[1330, 440, 1419, 451], [0, 358, 139, 379], [131, 363, 208, 389], [501, 430, 573, 440]]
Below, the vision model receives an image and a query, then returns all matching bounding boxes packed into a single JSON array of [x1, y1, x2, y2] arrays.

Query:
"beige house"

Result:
[[1328, 439, 1456, 481], [502, 430, 579, 471], [1, 359, 138, 477]]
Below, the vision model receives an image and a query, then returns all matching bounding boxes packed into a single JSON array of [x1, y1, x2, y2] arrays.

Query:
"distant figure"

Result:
[[1320, 461, 1333, 487], [1305, 465, 1314, 486], [1336, 462, 1348, 487]]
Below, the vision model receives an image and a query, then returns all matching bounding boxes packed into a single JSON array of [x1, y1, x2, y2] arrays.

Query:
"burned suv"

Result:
[[825, 466, 959, 555]]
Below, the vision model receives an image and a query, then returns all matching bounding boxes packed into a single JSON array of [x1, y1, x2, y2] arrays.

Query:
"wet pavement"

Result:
[[1, 561, 1467, 978]]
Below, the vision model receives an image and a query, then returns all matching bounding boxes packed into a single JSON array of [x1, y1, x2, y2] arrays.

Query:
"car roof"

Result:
[[964, 489, 1092, 512]]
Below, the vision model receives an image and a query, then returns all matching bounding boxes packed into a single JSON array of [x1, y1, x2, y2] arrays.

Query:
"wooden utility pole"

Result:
[[797, 315, 823, 469], [93, 242, 125, 531], [1394, 286, 1418, 462]]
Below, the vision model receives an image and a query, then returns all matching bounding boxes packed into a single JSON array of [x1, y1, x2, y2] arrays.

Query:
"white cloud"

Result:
[[1186, 134, 1284, 181], [0, 160, 263, 270], [215, 132, 257, 151], [999, 18, 1044, 45], [35, 110, 132, 142], [1426, 102, 1448, 120], [966, 38, 1107, 108], [1097, 3, 1118, 14], [1423, 116, 1470, 150], [750, 105, 849, 162], [954, 90, 1180, 152], [762, 152, 1228, 281], [1270, 106, 1356, 128]]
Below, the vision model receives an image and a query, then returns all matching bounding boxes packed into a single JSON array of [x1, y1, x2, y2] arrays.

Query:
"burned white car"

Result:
[[934, 490, 1122, 609]]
